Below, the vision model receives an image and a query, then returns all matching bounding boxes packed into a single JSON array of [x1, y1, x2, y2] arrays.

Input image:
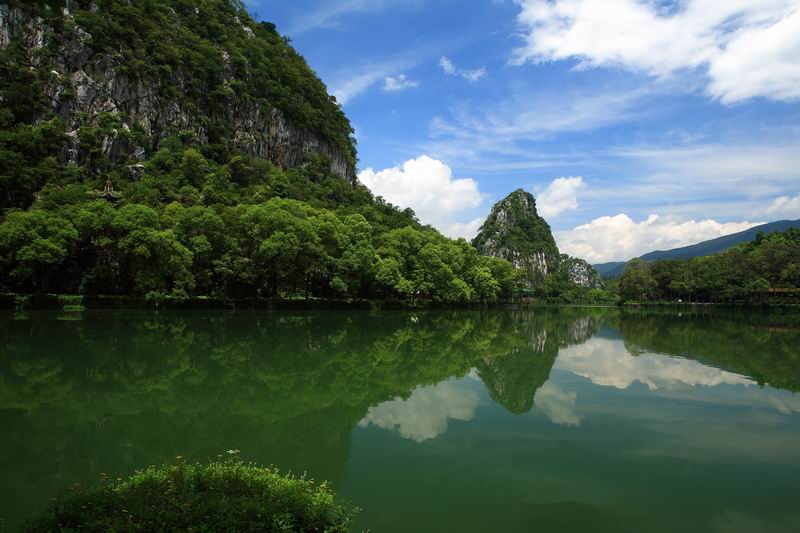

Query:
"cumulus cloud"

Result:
[[555, 338, 754, 391], [537, 176, 584, 218], [555, 214, 762, 264], [358, 155, 486, 239], [513, 0, 800, 103], [764, 194, 800, 219], [440, 56, 488, 82], [383, 74, 419, 92], [359, 381, 480, 442], [534, 382, 582, 426]]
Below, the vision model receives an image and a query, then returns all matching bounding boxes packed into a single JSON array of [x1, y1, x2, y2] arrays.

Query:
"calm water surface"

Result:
[[2, 307, 800, 531]]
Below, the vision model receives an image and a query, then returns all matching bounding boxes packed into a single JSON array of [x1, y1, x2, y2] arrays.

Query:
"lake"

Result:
[[2, 307, 800, 531]]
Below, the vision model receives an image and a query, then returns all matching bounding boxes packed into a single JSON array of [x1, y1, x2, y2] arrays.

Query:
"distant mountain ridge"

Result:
[[594, 219, 800, 278]]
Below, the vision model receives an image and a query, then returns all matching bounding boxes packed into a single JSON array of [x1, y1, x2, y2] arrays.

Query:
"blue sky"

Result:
[[244, 0, 800, 263]]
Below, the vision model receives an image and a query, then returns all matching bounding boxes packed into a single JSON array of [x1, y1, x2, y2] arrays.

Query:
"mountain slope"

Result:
[[594, 219, 800, 277], [472, 189, 560, 283], [473, 189, 603, 289], [0, 1, 520, 303], [0, 0, 356, 211]]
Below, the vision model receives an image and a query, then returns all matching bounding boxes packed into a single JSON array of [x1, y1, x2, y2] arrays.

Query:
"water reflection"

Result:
[[554, 337, 754, 391], [1, 307, 800, 530], [359, 380, 479, 442], [534, 382, 582, 426]]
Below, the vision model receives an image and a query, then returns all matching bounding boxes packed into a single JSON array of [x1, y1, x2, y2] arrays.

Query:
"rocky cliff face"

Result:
[[0, 1, 354, 181], [473, 189, 603, 288], [472, 189, 560, 283], [559, 255, 604, 290]]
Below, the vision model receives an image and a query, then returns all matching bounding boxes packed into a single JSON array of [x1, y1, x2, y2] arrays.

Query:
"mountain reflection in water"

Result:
[[1, 307, 799, 532]]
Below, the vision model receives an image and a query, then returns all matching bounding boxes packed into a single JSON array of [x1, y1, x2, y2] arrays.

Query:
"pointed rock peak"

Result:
[[472, 188, 559, 284], [473, 187, 603, 289], [498, 188, 538, 210]]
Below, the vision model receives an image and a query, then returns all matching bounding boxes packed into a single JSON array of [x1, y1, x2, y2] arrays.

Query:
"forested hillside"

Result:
[[595, 219, 800, 278], [0, 0, 517, 302], [616, 229, 800, 303]]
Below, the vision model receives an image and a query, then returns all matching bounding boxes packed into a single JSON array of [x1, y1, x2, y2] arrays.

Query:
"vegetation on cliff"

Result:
[[472, 189, 560, 277], [0, 0, 518, 303], [473, 189, 609, 302], [0, 139, 517, 301]]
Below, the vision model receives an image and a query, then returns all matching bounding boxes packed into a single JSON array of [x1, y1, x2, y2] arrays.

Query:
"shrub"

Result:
[[57, 294, 84, 310], [23, 456, 356, 532]]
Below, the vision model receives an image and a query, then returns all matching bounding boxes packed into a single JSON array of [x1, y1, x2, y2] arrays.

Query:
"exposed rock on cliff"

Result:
[[472, 189, 560, 284], [0, 0, 355, 184], [559, 254, 604, 290], [473, 189, 603, 288]]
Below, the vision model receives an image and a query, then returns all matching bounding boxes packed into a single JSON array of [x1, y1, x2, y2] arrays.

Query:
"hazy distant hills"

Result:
[[594, 219, 800, 278]]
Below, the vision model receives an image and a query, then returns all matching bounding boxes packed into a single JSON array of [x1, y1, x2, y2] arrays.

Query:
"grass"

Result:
[[23, 455, 356, 532]]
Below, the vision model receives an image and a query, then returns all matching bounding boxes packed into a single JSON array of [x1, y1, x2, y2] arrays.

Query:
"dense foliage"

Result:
[[616, 229, 800, 303], [23, 457, 355, 532], [0, 0, 532, 303], [472, 189, 560, 273], [1, 0, 355, 207], [0, 138, 519, 302]]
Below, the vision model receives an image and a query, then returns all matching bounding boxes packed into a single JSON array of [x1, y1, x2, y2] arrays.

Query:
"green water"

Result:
[[2, 307, 800, 532]]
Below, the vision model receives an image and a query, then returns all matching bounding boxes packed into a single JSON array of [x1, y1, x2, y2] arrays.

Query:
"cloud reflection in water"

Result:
[[554, 338, 754, 391], [359, 380, 479, 442]]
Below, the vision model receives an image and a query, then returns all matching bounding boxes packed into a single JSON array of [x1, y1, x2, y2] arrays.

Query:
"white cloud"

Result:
[[442, 218, 486, 241], [383, 74, 419, 92], [358, 155, 486, 239], [426, 83, 657, 172], [440, 56, 457, 75], [708, 8, 800, 104], [332, 67, 392, 105], [617, 144, 800, 189], [359, 381, 479, 442], [439, 56, 488, 82], [537, 176, 584, 218], [764, 194, 800, 219], [555, 214, 762, 263], [331, 57, 419, 104], [555, 337, 754, 390], [534, 382, 582, 426], [513, 0, 800, 103], [285, 0, 421, 34], [579, 143, 800, 221]]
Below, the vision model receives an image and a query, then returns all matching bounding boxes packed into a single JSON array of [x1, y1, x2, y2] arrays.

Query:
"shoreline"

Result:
[[2, 293, 797, 311]]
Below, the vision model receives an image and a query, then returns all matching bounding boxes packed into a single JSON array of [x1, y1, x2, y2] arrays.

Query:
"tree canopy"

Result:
[[615, 229, 800, 303]]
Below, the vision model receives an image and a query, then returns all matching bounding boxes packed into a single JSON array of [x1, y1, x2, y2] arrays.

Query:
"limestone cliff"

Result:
[[473, 189, 603, 288], [0, 0, 355, 184], [472, 189, 560, 283], [559, 254, 604, 290]]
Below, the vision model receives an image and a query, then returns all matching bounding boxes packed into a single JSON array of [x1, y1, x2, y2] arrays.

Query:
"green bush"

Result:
[[57, 294, 84, 310], [23, 456, 356, 532]]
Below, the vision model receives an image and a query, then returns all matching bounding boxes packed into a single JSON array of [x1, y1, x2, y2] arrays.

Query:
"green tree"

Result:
[[619, 258, 657, 302], [0, 210, 77, 291]]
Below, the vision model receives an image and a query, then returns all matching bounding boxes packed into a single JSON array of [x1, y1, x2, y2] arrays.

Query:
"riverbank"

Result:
[[0, 293, 526, 311], [623, 300, 800, 309], [4, 294, 797, 312]]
